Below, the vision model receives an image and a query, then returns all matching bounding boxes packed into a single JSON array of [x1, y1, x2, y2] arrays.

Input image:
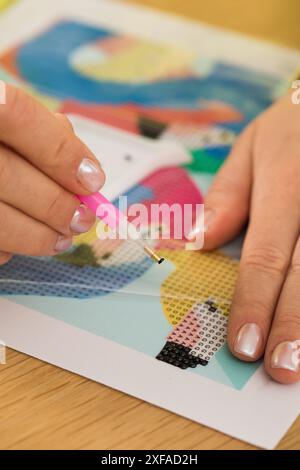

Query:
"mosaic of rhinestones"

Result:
[[157, 299, 228, 369]]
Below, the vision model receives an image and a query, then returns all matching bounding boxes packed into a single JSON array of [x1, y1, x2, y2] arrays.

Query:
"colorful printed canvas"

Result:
[[0, 15, 280, 389], [1, 19, 279, 174]]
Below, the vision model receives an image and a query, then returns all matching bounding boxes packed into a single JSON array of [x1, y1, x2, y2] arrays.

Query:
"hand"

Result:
[[0, 82, 105, 263], [200, 92, 300, 384]]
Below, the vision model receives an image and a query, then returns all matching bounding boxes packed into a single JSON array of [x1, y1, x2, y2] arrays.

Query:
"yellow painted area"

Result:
[[75, 41, 195, 83], [74, 221, 116, 246], [159, 248, 238, 326], [74, 223, 238, 326], [0, 0, 15, 12], [73, 222, 123, 259], [27, 89, 60, 111]]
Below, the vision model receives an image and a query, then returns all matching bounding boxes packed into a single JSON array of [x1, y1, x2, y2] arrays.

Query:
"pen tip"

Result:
[[143, 246, 165, 265]]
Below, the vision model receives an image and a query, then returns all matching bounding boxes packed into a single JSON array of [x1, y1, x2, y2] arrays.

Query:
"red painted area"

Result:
[[60, 101, 139, 133], [0, 47, 21, 78], [60, 99, 241, 135]]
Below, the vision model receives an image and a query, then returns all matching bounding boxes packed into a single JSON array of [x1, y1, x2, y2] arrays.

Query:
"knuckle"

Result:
[[51, 130, 75, 167], [55, 113, 74, 132], [0, 207, 9, 239], [45, 189, 75, 233], [0, 150, 9, 190], [32, 230, 56, 256], [242, 245, 288, 278]]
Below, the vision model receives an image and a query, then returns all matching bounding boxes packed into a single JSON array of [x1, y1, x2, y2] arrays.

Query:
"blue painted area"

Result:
[[215, 344, 261, 390], [202, 145, 231, 160], [189, 344, 261, 390], [16, 20, 279, 122], [0, 254, 153, 298], [113, 184, 153, 207], [219, 121, 248, 134], [191, 352, 237, 388], [189, 172, 214, 195], [0, 183, 154, 299], [8, 258, 174, 357]]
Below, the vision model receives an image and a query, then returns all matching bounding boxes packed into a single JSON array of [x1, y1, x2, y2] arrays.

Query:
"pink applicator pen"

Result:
[[77, 192, 165, 265]]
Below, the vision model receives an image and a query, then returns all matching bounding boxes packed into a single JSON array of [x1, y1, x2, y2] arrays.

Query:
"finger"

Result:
[[0, 82, 105, 194], [0, 144, 96, 235], [0, 252, 12, 265], [0, 201, 72, 256], [264, 237, 300, 384], [189, 123, 254, 250], [228, 159, 300, 362], [55, 112, 74, 132]]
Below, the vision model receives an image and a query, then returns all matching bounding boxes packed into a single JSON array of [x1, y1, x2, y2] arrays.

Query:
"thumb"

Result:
[[190, 123, 254, 250]]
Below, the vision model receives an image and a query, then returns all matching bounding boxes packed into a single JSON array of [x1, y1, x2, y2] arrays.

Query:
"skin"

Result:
[[203, 91, 300, 384], [0, 83, 105, 259]]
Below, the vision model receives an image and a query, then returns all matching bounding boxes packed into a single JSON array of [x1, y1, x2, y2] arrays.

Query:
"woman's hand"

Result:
[[200, 92, 300, 384], [0, 82, 105, 263]]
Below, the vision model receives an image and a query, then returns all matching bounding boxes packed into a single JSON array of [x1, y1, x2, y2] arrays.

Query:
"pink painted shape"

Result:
[[97, 36, 136, 54], [168, 310, 202, 349], [59, 101, 139, 134], [139, 167, 203, 241]]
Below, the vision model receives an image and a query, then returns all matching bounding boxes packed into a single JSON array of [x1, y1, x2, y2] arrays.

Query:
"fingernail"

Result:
[[189, 209, 214, 239], [55, 235, 73, 253], [70, 204, 95, 233], [204, 209, 215, 232], [234, 323, 263, 358], [271, 341, 300, 372], [0, 80, 6, 105], [77, 158, 104, 192]]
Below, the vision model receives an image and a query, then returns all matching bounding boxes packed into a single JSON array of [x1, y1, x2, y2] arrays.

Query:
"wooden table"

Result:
[[1, 0, 300, 450]]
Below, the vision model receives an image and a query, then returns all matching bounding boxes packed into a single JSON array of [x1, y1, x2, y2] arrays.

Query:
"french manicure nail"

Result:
[[204, 209, 215, 232], [234, 323, 263, 358], [70, 204, 95, 233], [189, 209, 214, 239], [77, 158, 104, 192], [55, 235, 73, 253], [271, 341, 300, 372]]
